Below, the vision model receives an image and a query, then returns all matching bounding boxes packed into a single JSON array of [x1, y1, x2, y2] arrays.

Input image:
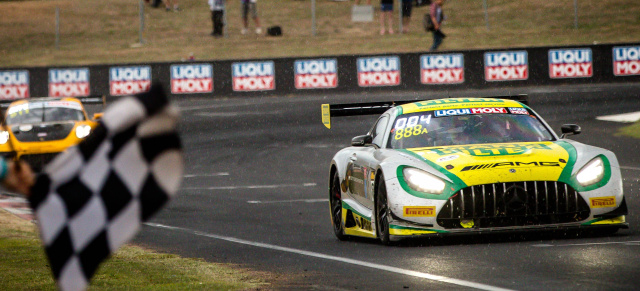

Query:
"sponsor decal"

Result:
[[357, 56, 400, 87], [431, 143, 553, 156], [548, 48, 593, 78], [613, 46, 640, 76], [0, 70, 29, 100], [436, 155, 459, 163], [171, 64, 213, 94], [590, 196, 616, 208], [460, 161, 560, 172], [420, 54, 464, 84], [403, 206, 436, 217], [470, 107, 507, 114], [434, 107, 506, 117], [353, 213, 372, 231], [109, 66, 151, 96], [508, 107, 529, 115], [48, 68, 90, 97], [484, 51, 528, 81], [232, 61, 275, 91], [294, 59, 338, 89]]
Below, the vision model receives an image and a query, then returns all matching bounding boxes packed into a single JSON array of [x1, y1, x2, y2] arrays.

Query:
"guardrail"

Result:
[[1, 43, 639, 100]]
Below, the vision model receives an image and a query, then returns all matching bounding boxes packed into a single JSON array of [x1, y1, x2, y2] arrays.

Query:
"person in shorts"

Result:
[[401, 0, 412, 33], [241, 0, 262, 35], [380, 0, 394, 35]]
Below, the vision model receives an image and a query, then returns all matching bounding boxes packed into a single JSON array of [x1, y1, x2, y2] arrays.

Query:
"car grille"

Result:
[[436, 181, 590, 229], [11, 123, 74, 142], [19, 153, 60, 172]]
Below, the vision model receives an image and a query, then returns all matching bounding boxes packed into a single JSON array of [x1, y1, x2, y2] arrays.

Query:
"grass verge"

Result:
[[616, 122, 640, 139], [0, 209, 266, 290]]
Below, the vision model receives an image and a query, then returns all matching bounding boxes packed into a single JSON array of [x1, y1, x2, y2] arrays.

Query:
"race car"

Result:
[[323, 96, 627, 245], [0, 97, 103, 171]]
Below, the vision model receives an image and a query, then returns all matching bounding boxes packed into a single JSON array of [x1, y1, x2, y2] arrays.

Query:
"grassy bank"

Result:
[[1, 0, 639, 67], [616, 122, 640, 139], [0, 210, 266, 290]]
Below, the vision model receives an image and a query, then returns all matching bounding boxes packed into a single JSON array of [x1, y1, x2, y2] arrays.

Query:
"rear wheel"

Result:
[[375, 175, 392, 245], [330, 171, 346, 240]]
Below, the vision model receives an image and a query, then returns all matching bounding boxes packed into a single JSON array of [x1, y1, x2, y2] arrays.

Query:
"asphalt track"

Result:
[[134, 83, 640, 290]]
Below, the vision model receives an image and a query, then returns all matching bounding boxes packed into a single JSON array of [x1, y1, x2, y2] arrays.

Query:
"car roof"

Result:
[[398, 97, 527, 115]]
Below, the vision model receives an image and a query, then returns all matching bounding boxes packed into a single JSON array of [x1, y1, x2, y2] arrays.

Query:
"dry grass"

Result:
[[0, 0, 639, 66]]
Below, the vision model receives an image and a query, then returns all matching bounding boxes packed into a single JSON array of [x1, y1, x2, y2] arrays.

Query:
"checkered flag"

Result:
[[27, 84, 183, 291]]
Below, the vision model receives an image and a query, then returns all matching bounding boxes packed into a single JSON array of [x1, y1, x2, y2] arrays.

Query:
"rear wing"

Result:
[[321, 94, 528, 129], [0, 95, 107, 108]]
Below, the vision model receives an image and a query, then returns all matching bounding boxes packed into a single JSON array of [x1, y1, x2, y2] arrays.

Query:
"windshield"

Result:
[[5, 101, 85, 125], [388, 107, 554, 149]]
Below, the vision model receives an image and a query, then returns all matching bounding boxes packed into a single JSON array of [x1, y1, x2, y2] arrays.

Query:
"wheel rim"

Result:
[[377, 184, 389, 236], [331, 175, 342, 233]]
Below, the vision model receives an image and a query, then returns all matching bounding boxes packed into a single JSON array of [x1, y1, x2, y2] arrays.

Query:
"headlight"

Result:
[[75, 125, 91, 139], [403, 167, 446, 194], [0, 131, 8, 145], [576, 157, 605, 187]]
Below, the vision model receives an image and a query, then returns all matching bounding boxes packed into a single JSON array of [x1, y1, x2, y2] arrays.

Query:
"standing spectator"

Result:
[[165, 0, 180, 11], [241, 0, 262, 35], [209, 0, 225, 37], [401, 0, 413, 33], [380, 0, 394, 35], [429, 0, 445, 51]]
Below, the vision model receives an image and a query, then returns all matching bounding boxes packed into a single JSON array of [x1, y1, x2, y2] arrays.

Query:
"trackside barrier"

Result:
[[1, 43, 639, 100]]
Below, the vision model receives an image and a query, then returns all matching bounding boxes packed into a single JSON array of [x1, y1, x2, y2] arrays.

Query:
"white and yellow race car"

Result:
[[323, 96, 627, 245], [0, 97, 103, 171]]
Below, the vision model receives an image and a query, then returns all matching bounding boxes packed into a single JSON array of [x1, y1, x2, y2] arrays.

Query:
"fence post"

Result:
[[55, 7, 60, 49], [574, 0, 578, 28], [398, 0, 403, 34], [483, 0, 489, 30], [139, 0, 145, 44], [312, 0, 317, 36]]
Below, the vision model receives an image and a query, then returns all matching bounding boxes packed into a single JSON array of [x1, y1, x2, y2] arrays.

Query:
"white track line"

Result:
[[596, 111, 640, 123], [532, 240, 640, 248], [183, 173, 229, 178], [183, 183, 317, 190], [620, 166, 640, 171], [247, 199, 328, 204], [145, 223, 514, 291]]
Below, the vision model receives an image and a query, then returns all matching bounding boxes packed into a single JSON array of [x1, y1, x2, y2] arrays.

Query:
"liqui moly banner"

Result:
[[613, 46, 640, 76], [109, 66, 151, 96], [171, 64, 213, 94], [48, 68, 90, 97], [548, 48, 592, 78], [357, 56, 400, 87], [232, 61, 275, 91], [420, 54, 464, 84], [294, 59, 338, 89], [484, 51, 528, 81], [0, 70, 29, 100]]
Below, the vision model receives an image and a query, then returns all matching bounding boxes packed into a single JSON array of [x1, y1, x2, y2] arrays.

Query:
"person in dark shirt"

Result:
[[429, 0, 446, 51]]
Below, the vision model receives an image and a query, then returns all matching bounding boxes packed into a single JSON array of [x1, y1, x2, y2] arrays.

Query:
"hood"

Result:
[[404, 141, 574, 186]]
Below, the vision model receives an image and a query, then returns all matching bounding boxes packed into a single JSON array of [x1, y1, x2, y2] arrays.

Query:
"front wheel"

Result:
[[330, 171, 346, 240], [375, 175, 392, 245]]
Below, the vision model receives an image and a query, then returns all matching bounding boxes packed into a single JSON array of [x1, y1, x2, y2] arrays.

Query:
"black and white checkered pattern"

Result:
[[28, 84, 182, 291]]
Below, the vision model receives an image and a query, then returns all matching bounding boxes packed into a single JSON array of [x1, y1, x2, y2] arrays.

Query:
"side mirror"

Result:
[[92, 113, 103, 120], [560, 124, 581, 138], [351, 135, 373, 147]]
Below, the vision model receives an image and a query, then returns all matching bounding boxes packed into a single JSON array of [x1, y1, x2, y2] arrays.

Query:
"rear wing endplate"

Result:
[[321, 94, 528, 129]]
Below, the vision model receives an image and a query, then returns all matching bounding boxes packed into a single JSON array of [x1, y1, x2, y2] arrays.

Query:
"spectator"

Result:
[[241, 0, 262, 35], [401, 0, 413, 33], [209, 0, 225, 37], [429, 0, 445, 51], [165, 0, 180, 11], [0, 159, 34, 196], [380, 0, 394, 35], [355, 0, 372, 4]]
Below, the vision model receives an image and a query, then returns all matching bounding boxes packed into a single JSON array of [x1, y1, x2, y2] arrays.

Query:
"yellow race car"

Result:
[[0, 97, 103, 171]]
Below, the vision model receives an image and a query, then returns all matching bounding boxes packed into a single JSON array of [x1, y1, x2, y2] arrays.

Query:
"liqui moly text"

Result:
[[357, 56, 400, 87], [613, 46, 640, 76], [109, 66, 151, 96], [48, 68, 90, 97], [294, 59, 338, 89], [421, 54, 464, 84], [0, 70, 29, 100], [171, 64, 213, 94], [484, 51, 528, 81], [548, 49, 592, 78], [232, 61, 275, 91]]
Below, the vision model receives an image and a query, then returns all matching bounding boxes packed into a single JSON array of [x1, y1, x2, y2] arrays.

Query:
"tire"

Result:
[[330, 170, 347, 241], [375, 175, 392, 245]]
